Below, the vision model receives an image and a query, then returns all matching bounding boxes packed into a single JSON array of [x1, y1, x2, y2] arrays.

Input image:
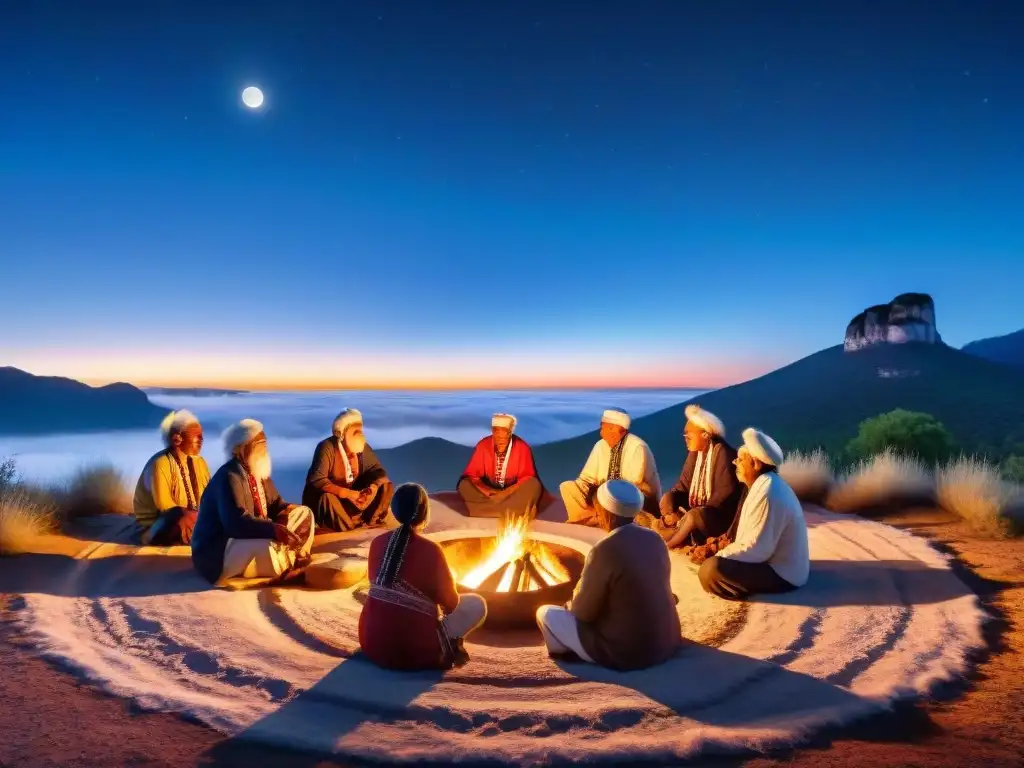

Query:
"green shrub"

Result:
[[1000, 455, 1024, 484], [845, 409, 956, 465]]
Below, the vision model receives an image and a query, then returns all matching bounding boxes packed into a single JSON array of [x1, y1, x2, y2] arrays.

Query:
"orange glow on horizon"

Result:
[[81, 365, 767, 391], [9, 348, 782, 392]]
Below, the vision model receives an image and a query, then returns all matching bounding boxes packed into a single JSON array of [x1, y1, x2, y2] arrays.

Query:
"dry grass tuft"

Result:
[[57, 463, 133, 519], [780, 450, 834, 505], [0, 460, 59, 556], [937, 456, 1024, 538], [826, 449, 933, 516]]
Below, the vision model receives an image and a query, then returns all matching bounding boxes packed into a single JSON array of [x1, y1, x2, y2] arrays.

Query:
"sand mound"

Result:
[[5, 502, 985, 764]]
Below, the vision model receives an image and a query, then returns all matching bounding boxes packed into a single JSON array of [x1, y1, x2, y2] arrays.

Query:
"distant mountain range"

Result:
[[0, 367, 167, 436], [961, 328, 1024, 372], [144, 386, 251, 396], [309, 342, 1024, 495], [6, 326, 1024, 487]]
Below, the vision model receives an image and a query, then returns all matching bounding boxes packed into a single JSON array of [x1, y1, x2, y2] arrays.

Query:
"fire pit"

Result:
[[435, 516, 587, 629]]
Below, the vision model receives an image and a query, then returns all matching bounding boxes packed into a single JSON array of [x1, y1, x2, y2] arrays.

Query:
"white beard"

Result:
[[346, 434, 366, 454], [250, 453, 272, 481]]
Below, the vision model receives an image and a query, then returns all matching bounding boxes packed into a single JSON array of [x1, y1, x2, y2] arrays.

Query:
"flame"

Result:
[[454, 515, 571, 593], [460, 515, 530, 589], [532, 543, 571, 585]]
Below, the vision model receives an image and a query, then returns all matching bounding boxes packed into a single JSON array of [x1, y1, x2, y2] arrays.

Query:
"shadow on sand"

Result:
[[0, 551, 212, 598], [199, 653, 443, 767], [195, 641, 887, 767], [764, 558, 980, 608]]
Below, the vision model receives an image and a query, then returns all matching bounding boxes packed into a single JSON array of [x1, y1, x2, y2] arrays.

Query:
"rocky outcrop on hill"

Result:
[[844, 293, 942, 352]]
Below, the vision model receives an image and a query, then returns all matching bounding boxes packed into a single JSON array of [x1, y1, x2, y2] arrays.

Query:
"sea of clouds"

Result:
[[0, 388, 702, 486]]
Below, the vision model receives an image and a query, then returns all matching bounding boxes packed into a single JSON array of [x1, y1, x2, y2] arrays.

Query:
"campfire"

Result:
[[453, 515, 572, 594], [435, 514, 585, 628]]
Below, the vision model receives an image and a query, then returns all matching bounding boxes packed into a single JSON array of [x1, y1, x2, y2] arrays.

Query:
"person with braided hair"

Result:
[[359, 483, 487, 670], [132, 410, 211, 545]]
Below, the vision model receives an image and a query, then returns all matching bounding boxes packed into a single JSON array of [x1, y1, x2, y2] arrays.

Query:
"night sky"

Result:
[[1, 1, 1021, 389]]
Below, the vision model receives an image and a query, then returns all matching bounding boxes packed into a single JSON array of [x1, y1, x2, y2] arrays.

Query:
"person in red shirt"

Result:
[[359, 483, 487, 670], [456, 413, 544, 519]]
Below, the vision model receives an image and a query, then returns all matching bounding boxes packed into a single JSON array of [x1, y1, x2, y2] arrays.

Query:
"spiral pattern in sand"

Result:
[[10, 503, 985, 764]]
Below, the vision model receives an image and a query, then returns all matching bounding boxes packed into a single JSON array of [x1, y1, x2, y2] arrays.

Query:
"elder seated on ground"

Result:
[[359, 483, 487, 671], [637, 405, 743, 550], [560, 408, 661, 527], [456, 412, 544, 519], [133, 410, 211, 546], [302, 408, 395, 532], [537, 480, 680, 671], [191, 419, 315, 585], [698, 428, 810, 601]]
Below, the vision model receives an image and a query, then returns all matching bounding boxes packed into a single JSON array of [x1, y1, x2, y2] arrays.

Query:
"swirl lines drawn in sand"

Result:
[[8, 504, 986, 764]]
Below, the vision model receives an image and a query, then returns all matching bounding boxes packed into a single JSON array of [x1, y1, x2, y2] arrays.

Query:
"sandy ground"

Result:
[[2, 509, 1022, 768]]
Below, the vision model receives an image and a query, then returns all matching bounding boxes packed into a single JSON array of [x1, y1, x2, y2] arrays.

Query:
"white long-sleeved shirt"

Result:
[[578, 433, 662, 499], [717, 472, 809, 587]]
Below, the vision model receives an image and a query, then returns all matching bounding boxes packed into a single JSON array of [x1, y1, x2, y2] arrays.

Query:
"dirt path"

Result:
[[1, 511, 1022, 767]]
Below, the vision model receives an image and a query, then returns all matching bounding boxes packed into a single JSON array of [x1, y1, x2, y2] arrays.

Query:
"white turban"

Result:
[[160, 409, 200, 446], [742, 427, 784, 466], [601, 408, 631, 430], [491, 413, 516, 431], [685, 404, 725, 437], [596, 480, 643, 519], [332, 408, 363, 438], [222, 418, 265, 457]]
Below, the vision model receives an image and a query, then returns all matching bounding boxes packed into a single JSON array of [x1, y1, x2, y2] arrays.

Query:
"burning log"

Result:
[[523, 555, 548, 590], [478, 562, 510, 592], [463, 550, 558, 594], [509, 557, 527, 594]]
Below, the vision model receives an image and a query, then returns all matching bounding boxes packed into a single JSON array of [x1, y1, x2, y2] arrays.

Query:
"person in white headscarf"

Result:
[[132, 410, 211, 545], [636, 405, 743, 549], [191, 419, 315, 585], [559, 408, 661, 526], [302, 408, 394, 531], [698, 428, 810, 600], [537, 480, 680, 671], [456, 413, 545, 519]]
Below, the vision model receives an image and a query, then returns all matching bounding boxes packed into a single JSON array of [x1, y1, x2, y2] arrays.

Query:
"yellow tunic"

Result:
[[132, 449, 212, 531]]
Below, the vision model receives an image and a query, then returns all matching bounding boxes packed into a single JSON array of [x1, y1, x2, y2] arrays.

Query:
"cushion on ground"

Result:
[[305, 553, 368, 590]]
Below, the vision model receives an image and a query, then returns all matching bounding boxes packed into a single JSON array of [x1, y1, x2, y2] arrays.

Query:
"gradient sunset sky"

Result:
[[1, 1, 1022, 390]]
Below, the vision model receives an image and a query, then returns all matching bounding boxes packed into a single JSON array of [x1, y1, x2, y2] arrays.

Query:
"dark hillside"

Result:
[[0, 367, 166, 435]]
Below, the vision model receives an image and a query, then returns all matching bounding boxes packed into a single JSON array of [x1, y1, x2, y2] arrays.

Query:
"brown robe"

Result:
[[302, 437, 392, 531], [571, 523, 681, 671], [661, 439, 742, 539]]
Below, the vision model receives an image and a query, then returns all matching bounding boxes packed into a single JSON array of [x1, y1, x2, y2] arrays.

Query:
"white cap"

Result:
[[596, 480, 644, 518], [684, 404, 725, 437], [601, 408, 631, 430], [491, 413, 516, 431], [332, 408, 363, 438], [222, 419, 265, 457], [742, 427, 784, 466]]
